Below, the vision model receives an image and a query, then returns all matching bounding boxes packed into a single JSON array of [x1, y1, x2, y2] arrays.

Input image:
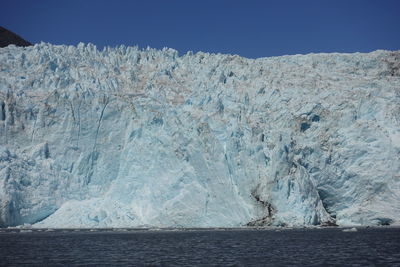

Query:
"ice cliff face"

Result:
[[0, 43, 399, 228]]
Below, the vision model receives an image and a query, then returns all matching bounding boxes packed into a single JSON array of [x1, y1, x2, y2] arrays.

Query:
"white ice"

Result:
[[0, 43, 399, 228]]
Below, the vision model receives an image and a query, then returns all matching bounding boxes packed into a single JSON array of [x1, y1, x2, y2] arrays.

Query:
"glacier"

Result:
[[0, 43, 399, 228]]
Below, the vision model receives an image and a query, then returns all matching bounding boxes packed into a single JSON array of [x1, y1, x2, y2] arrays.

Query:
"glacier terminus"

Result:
[[0, 43, 399, 228]]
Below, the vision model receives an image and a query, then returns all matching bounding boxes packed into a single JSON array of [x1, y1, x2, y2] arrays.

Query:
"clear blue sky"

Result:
[[2, 0, 399, 58]]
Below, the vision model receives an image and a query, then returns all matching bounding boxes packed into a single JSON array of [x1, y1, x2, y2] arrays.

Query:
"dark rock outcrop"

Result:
[[0, 26, 32, 48]]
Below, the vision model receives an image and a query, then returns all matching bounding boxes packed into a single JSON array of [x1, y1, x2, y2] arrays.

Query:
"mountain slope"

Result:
[[0, 26, 32, 48], [0, 43, 399, 228]]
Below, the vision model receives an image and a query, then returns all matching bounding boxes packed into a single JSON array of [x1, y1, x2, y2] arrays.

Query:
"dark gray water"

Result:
[[0, 228, 399, 266]]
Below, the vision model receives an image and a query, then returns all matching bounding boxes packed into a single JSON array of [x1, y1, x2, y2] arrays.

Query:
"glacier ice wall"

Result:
[[0, 43, 399, 228]]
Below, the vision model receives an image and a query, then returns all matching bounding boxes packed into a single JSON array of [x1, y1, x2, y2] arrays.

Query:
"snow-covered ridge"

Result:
[[0, 43, 399, 228]]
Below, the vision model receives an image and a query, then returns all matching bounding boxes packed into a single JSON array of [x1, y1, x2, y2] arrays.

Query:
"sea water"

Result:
[[0, 228, 399, 266]]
